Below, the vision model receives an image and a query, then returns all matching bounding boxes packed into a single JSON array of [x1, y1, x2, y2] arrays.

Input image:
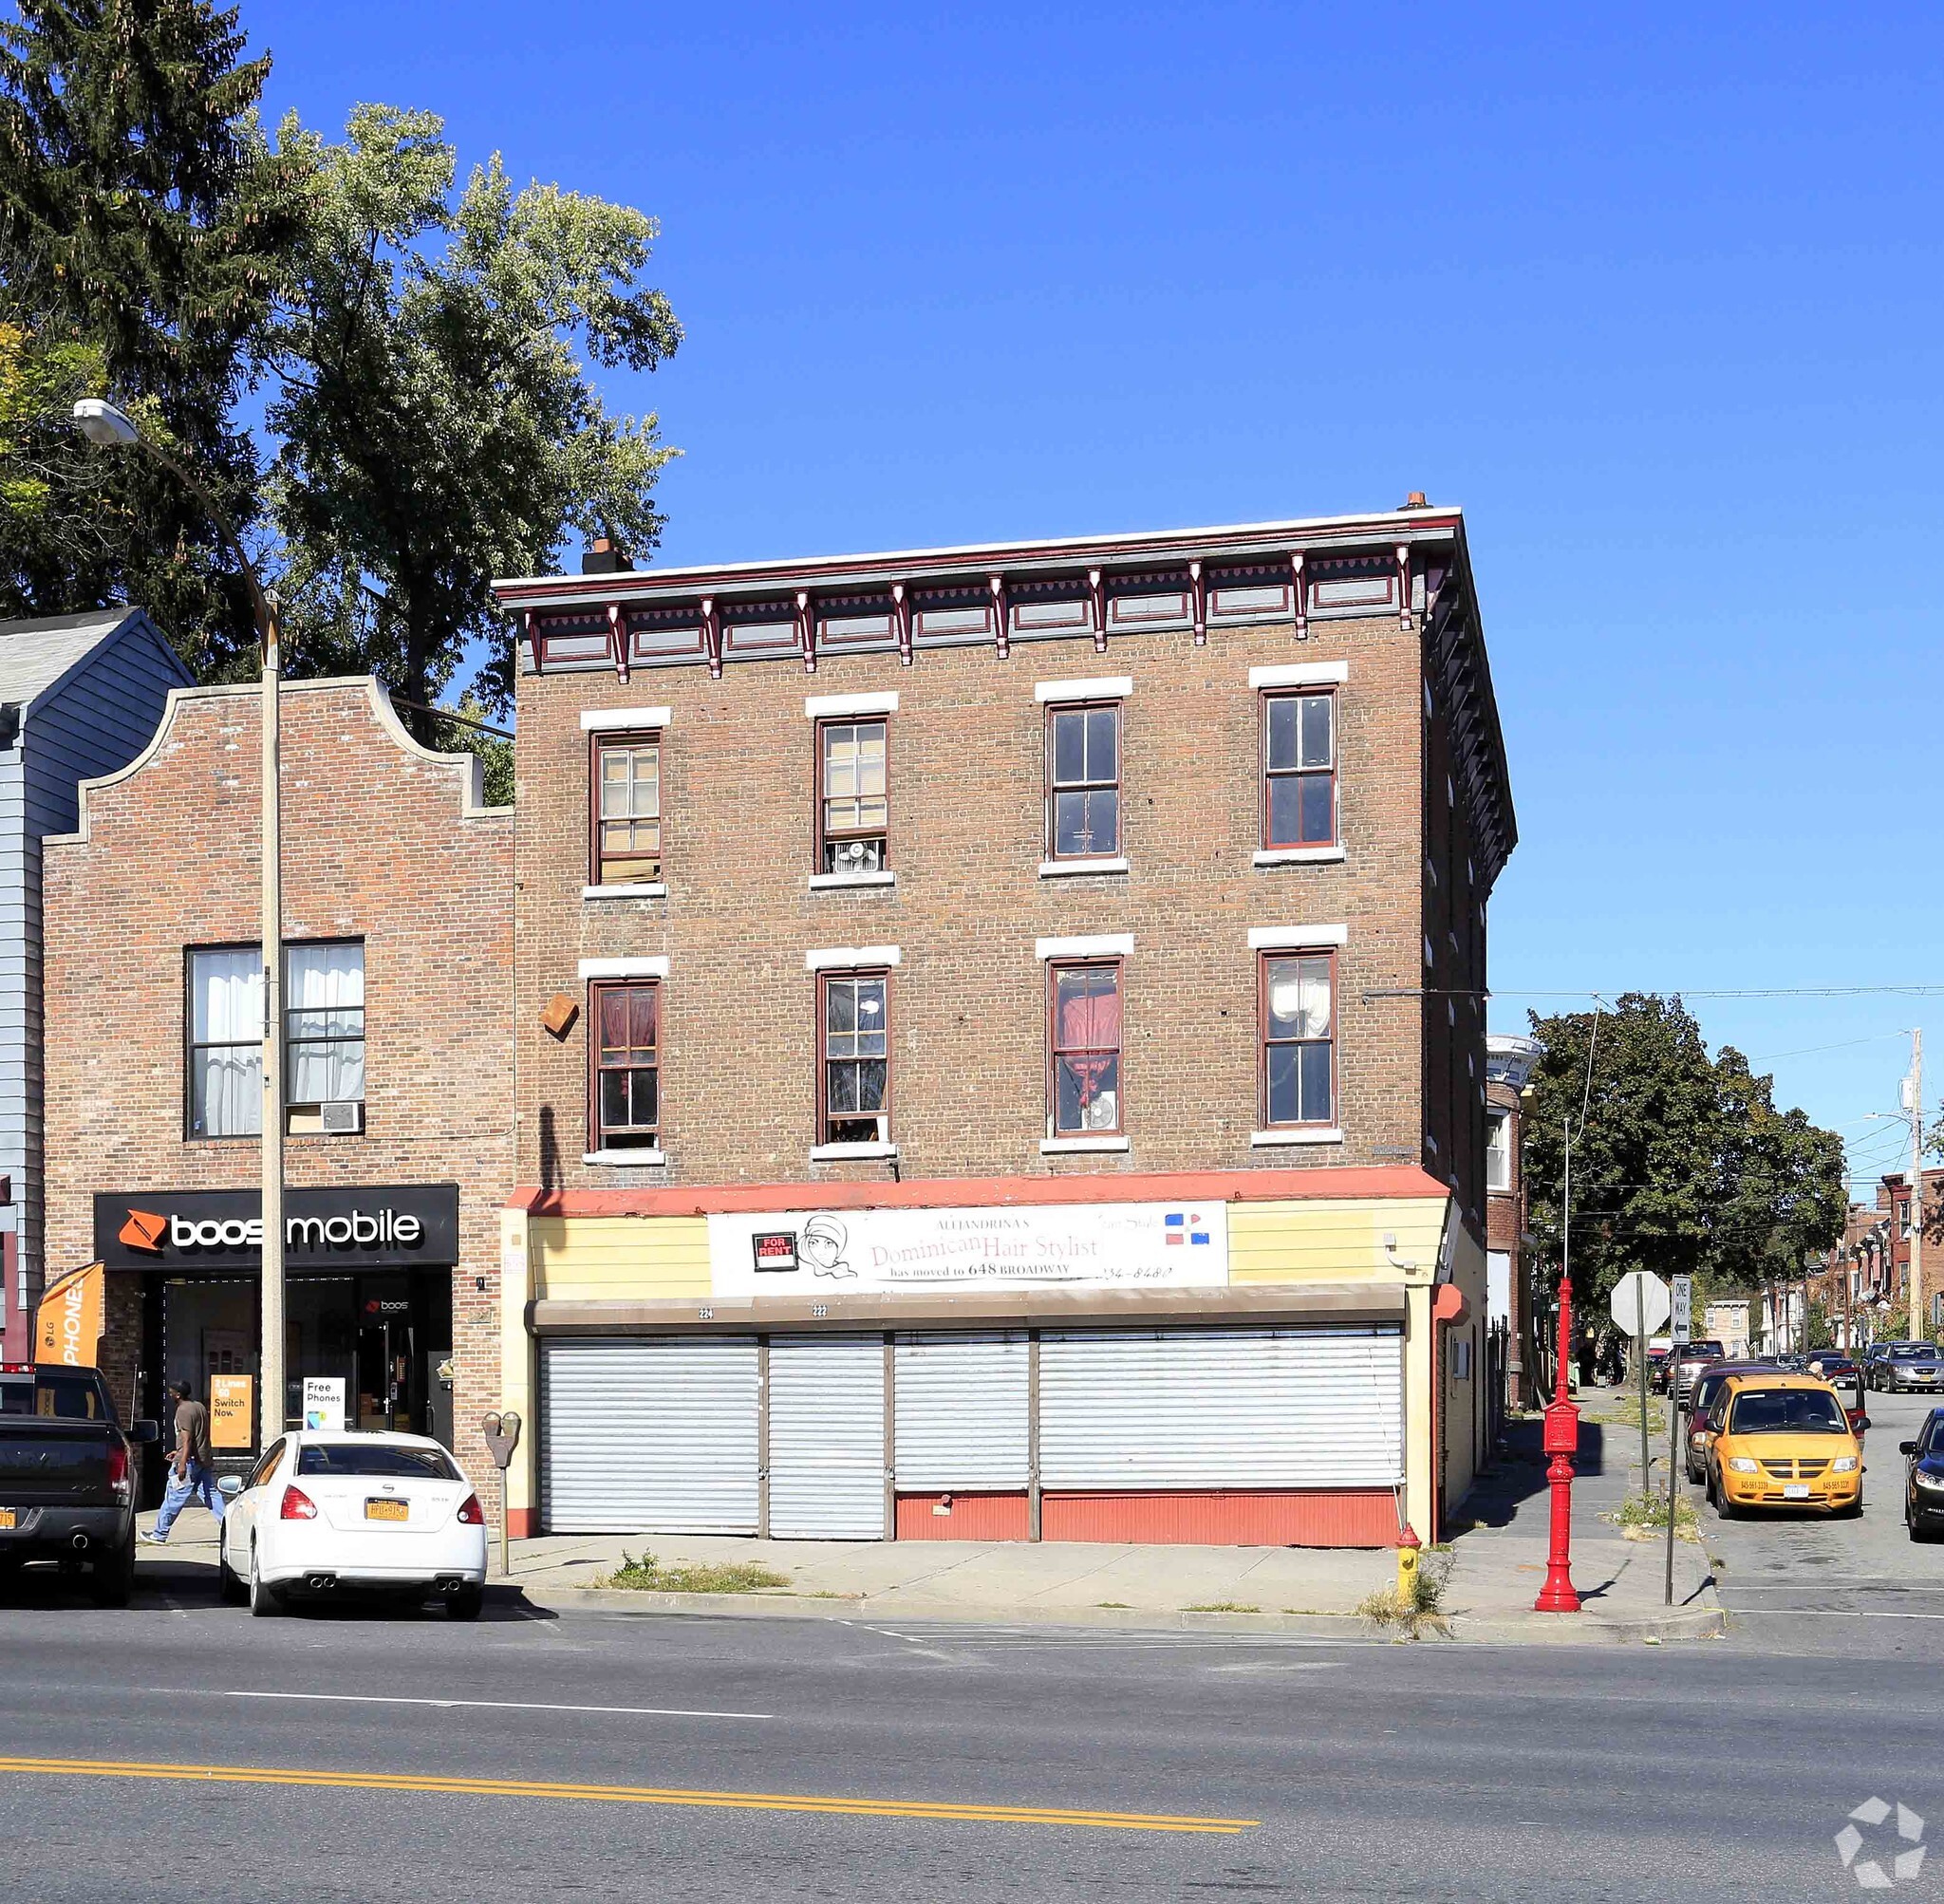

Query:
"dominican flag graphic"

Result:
[[1164, 1212, 1211, 1246]]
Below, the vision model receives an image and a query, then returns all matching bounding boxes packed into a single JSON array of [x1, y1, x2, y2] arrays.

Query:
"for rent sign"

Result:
[[708, 1202, 1229, 1299], [92, 1186, 459, 1269]]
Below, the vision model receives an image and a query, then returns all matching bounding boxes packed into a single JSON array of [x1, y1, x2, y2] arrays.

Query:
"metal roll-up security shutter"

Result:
[[1039, 1326, 1403, 1489], [767, 1335, 886, 1539], [540, 1337, 758, 1534], [893, 1333, 1030, 1489]]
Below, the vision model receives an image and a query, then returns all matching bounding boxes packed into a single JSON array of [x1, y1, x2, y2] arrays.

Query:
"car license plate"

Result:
[[0, 1507, 14, 1530], [364, 1498, 408, 1522], [1784, 1484, 1811, 1500]]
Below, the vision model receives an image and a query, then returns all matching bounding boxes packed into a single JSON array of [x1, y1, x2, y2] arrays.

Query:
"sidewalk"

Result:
[[131, 1402, 1721, 1643]]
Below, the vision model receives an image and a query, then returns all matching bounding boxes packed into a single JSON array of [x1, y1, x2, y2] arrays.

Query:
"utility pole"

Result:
[[1911, 1030, 1926, 1343]]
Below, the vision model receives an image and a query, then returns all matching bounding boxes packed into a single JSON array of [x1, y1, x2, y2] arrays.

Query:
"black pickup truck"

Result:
[[0, 1365, 158, 1606]]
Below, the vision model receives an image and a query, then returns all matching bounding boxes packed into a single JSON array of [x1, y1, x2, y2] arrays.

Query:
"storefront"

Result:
[[94, 1185, 460, 1484], [500, 1168, 1477, 1547]]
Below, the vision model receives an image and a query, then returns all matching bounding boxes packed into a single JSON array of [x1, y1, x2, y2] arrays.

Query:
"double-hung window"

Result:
[[1260, 951, 1335, 1129], [1485, 1109, 1512, 1191], [188, 941, 364, 1138], [589, 980, 660, 1150], [1047, 701, 1121, 861], [1262, 690, 1336, 847], [591, 733, 663, 885], [817, 719, 888, 872], [819, 971, 889, 1145], [1049, 961, 1123, 1135]]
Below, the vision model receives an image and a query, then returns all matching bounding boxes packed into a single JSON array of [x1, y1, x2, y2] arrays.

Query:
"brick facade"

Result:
[[40, 679, 513, 1514]]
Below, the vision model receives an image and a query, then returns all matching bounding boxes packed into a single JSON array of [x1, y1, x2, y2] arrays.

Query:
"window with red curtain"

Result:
[[1050, 961, 1123, 1134], [589, 980, 660, 1150]]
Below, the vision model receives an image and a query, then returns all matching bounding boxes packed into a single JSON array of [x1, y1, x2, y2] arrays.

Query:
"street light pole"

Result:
[[73, 399, 285, 1446]]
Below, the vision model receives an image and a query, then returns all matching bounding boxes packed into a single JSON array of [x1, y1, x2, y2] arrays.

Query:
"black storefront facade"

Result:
[[94, 1185, 459, 1492]]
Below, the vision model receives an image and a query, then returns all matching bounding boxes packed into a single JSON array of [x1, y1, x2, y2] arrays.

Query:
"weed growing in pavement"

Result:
[[1184, 1602, 1262, 1614], [1581, 1395, 1669, 1435], [1356, 1550, 1452, 1638], [1610, 1491, 1701, 1542], [598, 1550, 794, 1594]]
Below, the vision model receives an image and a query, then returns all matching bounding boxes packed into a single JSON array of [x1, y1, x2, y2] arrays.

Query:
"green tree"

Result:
[[262, 104, 681, 725], [1523, 994, 1846, 1318], [0, 0, 304, 673]]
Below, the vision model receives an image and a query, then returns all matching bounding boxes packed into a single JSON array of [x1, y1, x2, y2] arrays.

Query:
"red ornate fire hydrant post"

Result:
[[1535, 1269, 1582, 1614]]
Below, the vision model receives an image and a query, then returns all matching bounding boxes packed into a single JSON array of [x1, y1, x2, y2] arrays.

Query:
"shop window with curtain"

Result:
[[188, 942, 364, 1139], [286, 943, 365, 1132], [1261, 951, 1336, 1129], [188, 947, 263, 1138], [820, 971, 889, 1144], [1049, 961, 1123, 1135]]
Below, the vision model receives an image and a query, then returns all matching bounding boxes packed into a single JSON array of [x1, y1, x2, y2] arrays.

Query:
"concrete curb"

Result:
[[498, 1581, 1726, 1644]]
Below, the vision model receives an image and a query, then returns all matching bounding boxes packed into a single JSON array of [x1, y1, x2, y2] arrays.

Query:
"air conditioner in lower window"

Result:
[[319, 1100, 364, 1135]]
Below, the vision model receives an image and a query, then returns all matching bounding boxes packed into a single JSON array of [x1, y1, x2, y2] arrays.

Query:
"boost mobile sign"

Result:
[[94, 1185, 459, 1269]]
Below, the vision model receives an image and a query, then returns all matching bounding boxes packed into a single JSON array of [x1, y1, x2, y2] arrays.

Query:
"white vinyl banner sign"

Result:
[[708, 1202, 1229, 1299]]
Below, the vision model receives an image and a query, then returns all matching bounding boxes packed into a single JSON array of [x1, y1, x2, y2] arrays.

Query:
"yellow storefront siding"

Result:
[[1226, 1197, 1450, 1285], [530, 1214, 712, 1301]]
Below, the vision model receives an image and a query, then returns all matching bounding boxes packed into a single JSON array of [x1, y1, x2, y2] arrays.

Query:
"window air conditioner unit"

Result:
[[320, 1101, 364, 1135]]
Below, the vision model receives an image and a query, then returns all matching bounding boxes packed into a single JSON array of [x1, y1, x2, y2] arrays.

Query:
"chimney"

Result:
[[581, 534, 631, 575], [1402, 492, 1429, 510]]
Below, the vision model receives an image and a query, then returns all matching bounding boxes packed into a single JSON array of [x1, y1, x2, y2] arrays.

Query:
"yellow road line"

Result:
[[0, 1756, 1255, 1835]]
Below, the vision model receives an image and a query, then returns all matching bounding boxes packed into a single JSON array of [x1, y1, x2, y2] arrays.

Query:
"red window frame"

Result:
[[1260, 688, 1337, 849], [813, 716, 890, 873], [1046, 958, 1125, 1136], [816, 968, 892, 1145], [1044, 699, 1123, 861], [1258, 948, 1337, 1129], [588, 730, 664, 886], [587, 979, 661, 1151]]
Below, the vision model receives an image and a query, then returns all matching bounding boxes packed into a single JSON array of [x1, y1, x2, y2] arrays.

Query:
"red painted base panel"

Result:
[[1040, 1488, 1396, 1547], [507, 1506, 537, 1540], [894, 1493, 1030, 1540]]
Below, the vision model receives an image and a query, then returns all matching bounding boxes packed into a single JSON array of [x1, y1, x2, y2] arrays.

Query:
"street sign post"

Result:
[[1667, 1275, 1692, 1605], [1611, 1272, 1672, 1502]]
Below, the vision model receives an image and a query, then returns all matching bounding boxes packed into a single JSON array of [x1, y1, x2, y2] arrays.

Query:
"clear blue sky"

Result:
[[248, 0, 1941, 1187]]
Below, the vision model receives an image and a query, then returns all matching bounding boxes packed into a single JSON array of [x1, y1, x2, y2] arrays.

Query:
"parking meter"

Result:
[[481, 1410, 522, 1578]]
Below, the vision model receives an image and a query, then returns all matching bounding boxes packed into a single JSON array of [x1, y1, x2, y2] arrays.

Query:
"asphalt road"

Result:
[[1701, 1387, 1944, 1650], [0, 1561, 1941, 1902]]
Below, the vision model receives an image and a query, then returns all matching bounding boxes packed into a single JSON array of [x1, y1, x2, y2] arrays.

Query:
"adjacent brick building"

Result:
[[1485, 1033, 1540, 1405], [492, 505, 1515, 1546], [1813, 1167, 1944, 1346], [40, 679, 513, 1504]]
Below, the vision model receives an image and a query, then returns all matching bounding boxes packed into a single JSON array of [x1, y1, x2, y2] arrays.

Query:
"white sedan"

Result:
[[217, 1430, 489, 1620]]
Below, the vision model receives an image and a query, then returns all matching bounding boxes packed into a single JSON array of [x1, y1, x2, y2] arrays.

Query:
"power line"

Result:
[[1489, 985, 1944, 1000]]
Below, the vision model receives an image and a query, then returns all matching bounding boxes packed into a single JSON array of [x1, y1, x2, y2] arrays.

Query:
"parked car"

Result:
[[0, 1363, 158, 1605], [1900, 1409, 1944, 1542], [217, 1430, 488, 1619], [1666, 1340, 1729, 1408], [1705, 1374, 1868, 1519], [1870, 1346, 1944, 1395], [1685, 1361, 1782, 1482], [1806, 1353, 1859, 1384]]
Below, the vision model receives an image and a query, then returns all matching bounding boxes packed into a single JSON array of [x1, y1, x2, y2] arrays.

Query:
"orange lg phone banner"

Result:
[[34, 1261, 104, 1368]]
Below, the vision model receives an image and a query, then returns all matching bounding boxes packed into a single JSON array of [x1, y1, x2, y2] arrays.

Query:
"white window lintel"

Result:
[[805, 944, 902, 971], [1247, 924, 1349, 951], [1250, 661, 1349, 690], [579, 956, 670, 980], [582, 706, 672, 732], [1035, 675, 1132, 703], [1035, 933, 1133, 961], [805, 690, 899, 719], [582, 883, 668, 901]]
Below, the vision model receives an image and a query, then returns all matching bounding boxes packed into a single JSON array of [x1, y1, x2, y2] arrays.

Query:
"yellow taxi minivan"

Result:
[[1704, 1373, 1868, 1519]]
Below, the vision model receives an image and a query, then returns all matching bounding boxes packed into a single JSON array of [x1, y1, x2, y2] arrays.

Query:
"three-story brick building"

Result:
[[493, 504, 1515, 1545]]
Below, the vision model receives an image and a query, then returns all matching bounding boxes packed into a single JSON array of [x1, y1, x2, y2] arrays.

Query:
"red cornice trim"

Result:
[[508, 1166, 1449, 1219]]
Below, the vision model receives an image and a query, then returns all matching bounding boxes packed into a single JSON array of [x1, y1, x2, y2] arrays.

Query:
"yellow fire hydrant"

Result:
[[1396, 1522, 1423, 1603]]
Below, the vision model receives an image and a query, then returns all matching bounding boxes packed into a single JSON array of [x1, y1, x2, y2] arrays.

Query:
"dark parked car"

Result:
[[1902, 1409, 1944, 1541], [0, 1364, 157, 1605], [1666, 1341, 1729, 1408], [1806, 1353, 1860, 1385], [1872, 1346, 1944, 1395]]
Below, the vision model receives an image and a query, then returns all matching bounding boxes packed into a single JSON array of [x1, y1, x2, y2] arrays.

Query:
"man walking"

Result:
[[140, 1379, 225, 1544]]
